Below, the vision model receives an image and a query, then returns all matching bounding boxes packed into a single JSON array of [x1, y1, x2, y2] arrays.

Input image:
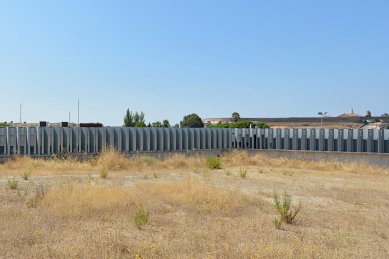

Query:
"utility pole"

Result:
[[318, 112, 327, 128], [19, 104, 22, 124], [77, 99, 80, 126], [69, 111, 71, 125]]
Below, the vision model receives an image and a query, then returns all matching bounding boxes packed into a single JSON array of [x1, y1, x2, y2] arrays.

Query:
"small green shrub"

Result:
[[203, 169, 211, 181], [282, 170, 294, 176], [273, 191, 302, 225], [20, 168, 32, 180], [7, 178, 19, 190], [272, 218, 283, 230], [86, 174, 93, 185], [206, 156, 221, 170], [239, 167, 247, 178], [140, 156, 156, 166], [99, 167, 109, 179], [134, 206, 150, 230]]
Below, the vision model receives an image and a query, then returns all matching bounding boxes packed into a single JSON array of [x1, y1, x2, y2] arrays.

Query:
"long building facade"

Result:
[[0, 127, 388, 156]]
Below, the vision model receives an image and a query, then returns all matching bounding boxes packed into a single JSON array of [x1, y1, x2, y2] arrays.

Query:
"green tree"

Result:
[[123, 109, 134, 127], [257, 122, 270, 129], [162, 119, 170, 128], [134, 112, 145, 127], [180, 113, 204, 128], [207, 121, 269, 129], [123, 109, 146, 127], [234, 121, 252, 128], [232, 112, 240, 122], [151, 121, 163, 127]]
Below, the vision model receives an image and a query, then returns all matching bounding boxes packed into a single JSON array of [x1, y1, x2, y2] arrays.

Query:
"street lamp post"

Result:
[[318, 112, 327, 128]]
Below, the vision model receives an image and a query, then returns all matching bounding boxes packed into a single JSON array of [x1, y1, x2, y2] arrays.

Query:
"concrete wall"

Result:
[[0, 127, 388, 157]]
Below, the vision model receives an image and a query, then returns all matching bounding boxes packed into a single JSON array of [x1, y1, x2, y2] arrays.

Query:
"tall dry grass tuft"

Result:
[[96, 149, 131, 171], [157, 155, 204, 170], [222, 151, 259, 167], [1, 156, 34, 170], [127, 154, 204, 172]]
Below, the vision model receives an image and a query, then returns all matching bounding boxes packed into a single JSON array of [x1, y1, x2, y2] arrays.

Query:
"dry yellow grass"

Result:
[[1, 149, 387, 176], [140, 178, 257, 216], [41, 184, 141, 219], [40, 178, 256, 220], [0, 151, 389, 258]]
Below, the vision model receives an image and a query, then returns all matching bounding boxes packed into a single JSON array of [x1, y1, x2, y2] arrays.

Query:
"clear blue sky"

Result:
[[1, 1, 388, 126]]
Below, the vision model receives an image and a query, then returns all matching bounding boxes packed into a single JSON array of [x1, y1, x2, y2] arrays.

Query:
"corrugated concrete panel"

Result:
[[152, 128, 158, 151], [206, 128, 212, 149], [182, 128, 188, 150], [156, 128, 163, 151], [176, 128, 182, 150], [18, 127, 27, 155], [28, 127, 37, 155], [8, 127, 17, 155], [136, 128, 144, 151], [0, 128, 7, 155], [129, 128, 136, 152], [162, 128, 169, 151], [143, 128, 150, 151], [188, 128, 194, 150], [200, 129, 206, 149], [1, 127, 389, 157], [194, 129, 201, 149], [276, 129, 282, 150], [328, 129, 334, 151]]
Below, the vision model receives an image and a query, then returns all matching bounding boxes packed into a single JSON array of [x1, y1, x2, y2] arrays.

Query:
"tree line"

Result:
[[123, 109, 269, 129]]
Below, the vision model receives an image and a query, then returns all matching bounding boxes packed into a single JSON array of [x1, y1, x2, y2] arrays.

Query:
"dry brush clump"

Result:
[[134, 205, 150, 229], [95, 149, 132, 170], [19, 169, 32, 180], [6, 178, 19, 190], [99, 167, 109, 178], [272, 191, 302, 229], [206, 156, 222, 169]]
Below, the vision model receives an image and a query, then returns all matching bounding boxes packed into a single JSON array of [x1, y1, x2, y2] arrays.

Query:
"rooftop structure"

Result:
[[337, 108, 361, 118]]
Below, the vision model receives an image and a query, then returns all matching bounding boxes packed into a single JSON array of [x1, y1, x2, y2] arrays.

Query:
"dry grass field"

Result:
[[0, 150, 388, 258]]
